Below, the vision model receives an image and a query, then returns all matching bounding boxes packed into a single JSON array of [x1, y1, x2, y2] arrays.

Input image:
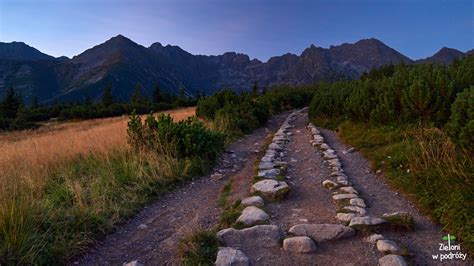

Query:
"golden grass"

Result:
[[0, 107, 196, 188]]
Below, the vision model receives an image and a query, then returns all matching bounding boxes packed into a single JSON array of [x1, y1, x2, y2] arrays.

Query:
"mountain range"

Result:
[[0, 35, 471, 104]]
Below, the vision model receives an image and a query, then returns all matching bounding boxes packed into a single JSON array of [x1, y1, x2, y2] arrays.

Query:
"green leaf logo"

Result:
[[442, 235, 456, 241]]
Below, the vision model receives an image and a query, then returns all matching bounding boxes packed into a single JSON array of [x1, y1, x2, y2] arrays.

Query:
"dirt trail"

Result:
[[75, 113, 288, 265], [77, 109, 471, 265]]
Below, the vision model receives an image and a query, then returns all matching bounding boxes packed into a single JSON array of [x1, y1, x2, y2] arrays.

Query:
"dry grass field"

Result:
[[0, 107, 195, 186]]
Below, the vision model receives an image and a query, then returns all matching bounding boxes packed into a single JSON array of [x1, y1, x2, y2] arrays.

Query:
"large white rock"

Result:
[[251, 179, 290, 200], [215, 247, 249, 266], [283, 236, 316, 253], [377, 239, 402, 254], [218, 225, 282, 248], [241, 196, 264, 207], [288, 224, 355, 242], [123, 261, 143, 266], [236, 206, 270, 226], [378, 254, 407, 266]]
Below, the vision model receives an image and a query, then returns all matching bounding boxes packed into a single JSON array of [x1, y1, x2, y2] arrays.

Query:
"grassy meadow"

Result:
[[0, 107, 195, 264]]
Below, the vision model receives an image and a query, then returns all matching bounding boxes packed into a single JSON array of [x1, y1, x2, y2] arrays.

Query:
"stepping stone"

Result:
[[268, 143, 283, 150], [327, 158, 341, 167], [283, 236, 316, 253], [258, 161, 276, 170], [123, 261, 143, 266], [365, 234, 385, 244], [236, 206, 270, 226], [377, 239, 401, 254], [320, 143, 330, 150], [336, 213, 357, 224], [251, 179, 290, 200], [215, 247, 249, 266], [323, 180, 339, 190], [378, 254, 407, 266], [289, 224, 355, 242], [349, 216, 386, 230], [260, 156, 273, 162], [339, 186, 358, 194], [241, 196, 264, 207], [342, 205, 366, 215], [322, 180, 339, 190], [350, 198, 366, 207], [217, 225, 282, 248], [323, 153, 338, 160], [257, 168, 280, 178], [332, 193, 358, 201]]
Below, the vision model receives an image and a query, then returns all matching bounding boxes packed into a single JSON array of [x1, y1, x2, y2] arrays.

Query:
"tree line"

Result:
[[0, 83, 197, 131], [309, 55, 474, 152]]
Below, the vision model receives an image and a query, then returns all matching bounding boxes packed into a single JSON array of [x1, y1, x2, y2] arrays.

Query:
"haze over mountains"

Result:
[[0, 35, 471, 104]]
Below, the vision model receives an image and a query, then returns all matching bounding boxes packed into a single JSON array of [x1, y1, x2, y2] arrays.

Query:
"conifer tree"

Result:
[[102, 82, 113, 107]]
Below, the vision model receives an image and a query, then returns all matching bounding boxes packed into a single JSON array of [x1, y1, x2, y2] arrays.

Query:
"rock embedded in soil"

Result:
[[376, 239, 402, 254], [339, 186, 358, 195], [342, 205, 367, 215], [215, 247, 250, 266], [349, 216, 386, 230], [211, 173, 224, 181], [123, 261, 144, 266], [251, 179, 290, 200], [283, 236, 317, 253], [365, 234, 385, 244], [236, 206, 270, 226], [336, 213, 357, 224], [268, 143, 283, 151], [258, 161, 276, 170], [257, 168, 280, 178], [217, 225, 283, 248], [350, 198, 366, 208], [288, 224, 355, 243], [378, 254, 407, 266], [332, 193, 358, 201], [322, 180, 339, 190], [241, 196, 264, 207]]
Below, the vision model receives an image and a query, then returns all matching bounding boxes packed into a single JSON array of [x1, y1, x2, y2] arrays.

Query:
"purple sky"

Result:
[[0, 0, 472, 61]]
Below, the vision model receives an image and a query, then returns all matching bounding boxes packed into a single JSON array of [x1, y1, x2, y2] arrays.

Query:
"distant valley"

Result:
[[0, 35, 471, 104]]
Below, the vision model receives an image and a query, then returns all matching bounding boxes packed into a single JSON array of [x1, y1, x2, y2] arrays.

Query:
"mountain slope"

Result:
[[0, 42, 55, 61], [416, 47, 466, 64]]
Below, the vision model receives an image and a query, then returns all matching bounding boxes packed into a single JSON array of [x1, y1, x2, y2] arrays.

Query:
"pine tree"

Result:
[[152, 84, 162, 103], [31, 96, 39, 109], [102, 82, 113, 107], [130, 83, 144, 106], [1, 86, 22, 118], [402, 78, 440, 122], [252, 82, 258, 98]]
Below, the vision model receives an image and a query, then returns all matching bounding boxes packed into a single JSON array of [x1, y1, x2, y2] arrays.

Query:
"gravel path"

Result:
[[75, 113, 288, 265]]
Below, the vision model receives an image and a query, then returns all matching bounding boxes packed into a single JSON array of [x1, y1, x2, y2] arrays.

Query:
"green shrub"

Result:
[[128, 112, 224, 175], [446, 86, 474, 153]]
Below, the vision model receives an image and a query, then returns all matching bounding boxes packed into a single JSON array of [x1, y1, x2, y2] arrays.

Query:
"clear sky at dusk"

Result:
[[0, 0, 472, 61]]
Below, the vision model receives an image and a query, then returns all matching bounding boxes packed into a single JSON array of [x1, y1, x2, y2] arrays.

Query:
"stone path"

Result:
[[215, 109, 471, 266]]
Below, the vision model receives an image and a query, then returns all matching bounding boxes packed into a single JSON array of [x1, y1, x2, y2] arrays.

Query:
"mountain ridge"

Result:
[[0, 35, 471, 103]]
